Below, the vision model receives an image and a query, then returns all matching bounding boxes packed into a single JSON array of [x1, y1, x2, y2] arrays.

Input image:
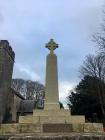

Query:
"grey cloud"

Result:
[[0, 12, 4, 24], [13, 63, 41, 82]]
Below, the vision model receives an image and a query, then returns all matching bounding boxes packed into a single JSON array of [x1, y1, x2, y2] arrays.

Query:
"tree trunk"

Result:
[[97, 80, 105, 125]]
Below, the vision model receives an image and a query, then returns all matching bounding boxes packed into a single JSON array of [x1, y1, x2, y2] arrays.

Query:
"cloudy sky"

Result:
[[0, 0, 104, 106]]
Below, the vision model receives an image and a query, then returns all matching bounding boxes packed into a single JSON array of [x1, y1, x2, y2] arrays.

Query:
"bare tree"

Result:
[[80, 54, 105, 122], [93, 8, 105, 54], [93, 32, 105, 52], [80, 54, 105, 81], [12, 79, 24, 92], [11, 79, 45, 100]]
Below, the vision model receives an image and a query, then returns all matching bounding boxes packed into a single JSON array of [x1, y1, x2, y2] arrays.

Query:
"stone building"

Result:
[[0, 40, 15, 123], [0, 40, 36, 123]]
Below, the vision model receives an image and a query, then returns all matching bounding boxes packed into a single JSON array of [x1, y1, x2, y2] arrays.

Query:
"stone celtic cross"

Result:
[[45, 39, 59, 54]]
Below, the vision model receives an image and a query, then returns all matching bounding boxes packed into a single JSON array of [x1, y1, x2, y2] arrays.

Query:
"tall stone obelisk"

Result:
[[44, 39, 60, 110]]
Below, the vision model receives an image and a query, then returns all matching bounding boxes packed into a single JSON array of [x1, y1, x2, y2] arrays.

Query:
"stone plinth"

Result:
[[0, 123, 103, 134], [19, 115, 85, 124], [33, 109, 70, 116], [19, 109, 85, 124]]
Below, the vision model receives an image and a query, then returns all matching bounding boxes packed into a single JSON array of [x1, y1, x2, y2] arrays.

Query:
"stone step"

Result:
[[19, 115, 85, 124], [33, 109, 71, 117], [34, 116, 85, 124], [19, 115, 33, 124], [69, 116, 85, 123], [0, 123, 42, 134], [0, 123, 103, 134]]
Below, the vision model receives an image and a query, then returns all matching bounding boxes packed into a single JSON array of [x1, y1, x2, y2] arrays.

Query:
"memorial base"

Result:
[[0, 123, 103, 134], [19, 109, 85, 124], [44, 103, 60, 110], [0, 109, 103, 134]]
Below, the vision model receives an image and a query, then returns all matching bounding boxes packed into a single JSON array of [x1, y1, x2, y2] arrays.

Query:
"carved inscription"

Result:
[[43, 124, 72, 133]]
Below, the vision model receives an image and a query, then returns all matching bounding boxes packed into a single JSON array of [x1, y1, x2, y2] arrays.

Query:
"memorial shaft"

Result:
[[45, 39, 60, 110]]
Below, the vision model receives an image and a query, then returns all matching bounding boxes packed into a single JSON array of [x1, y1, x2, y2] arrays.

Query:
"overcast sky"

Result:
[[0, 0, 104, 106]]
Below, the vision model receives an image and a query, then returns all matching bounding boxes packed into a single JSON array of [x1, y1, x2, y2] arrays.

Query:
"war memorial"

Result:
[[0, 39, 105, 139]]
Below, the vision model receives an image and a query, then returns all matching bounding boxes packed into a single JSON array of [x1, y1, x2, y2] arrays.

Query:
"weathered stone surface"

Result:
[[67, 116, 85, 124], [0, 123, 42, 134], [72, 123, 84, 133], [84, 123, 103, 133], [19, 116, 33, 124], [0, 124, 19, 134], [19, 124, 41, 133], [33, 109, 85, 124], [72, 123, 104, 133], [36, 116, 69, 124], [33, 109, 71, 117]]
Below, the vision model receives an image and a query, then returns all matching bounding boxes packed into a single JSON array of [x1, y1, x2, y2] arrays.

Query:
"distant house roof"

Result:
[[18, 100, 36, 113], [11, 88, 25, 100]]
